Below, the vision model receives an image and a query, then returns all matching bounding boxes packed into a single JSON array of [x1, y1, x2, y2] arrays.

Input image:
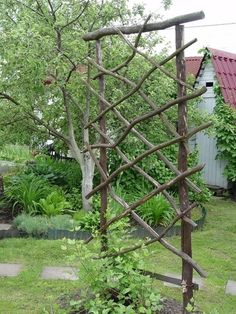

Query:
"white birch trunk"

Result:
[[81, 151, 95, 211], [69, 136, 95, 212]]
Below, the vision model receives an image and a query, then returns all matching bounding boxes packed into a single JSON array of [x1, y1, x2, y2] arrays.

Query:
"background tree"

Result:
[[0, 0, 144, 210]]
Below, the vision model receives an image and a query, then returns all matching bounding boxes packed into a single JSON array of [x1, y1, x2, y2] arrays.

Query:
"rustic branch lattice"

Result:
[[82, 11, 209, 312]]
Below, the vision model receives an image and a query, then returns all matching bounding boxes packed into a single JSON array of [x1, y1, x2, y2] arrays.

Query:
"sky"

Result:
[[128, 0, 236, 56]]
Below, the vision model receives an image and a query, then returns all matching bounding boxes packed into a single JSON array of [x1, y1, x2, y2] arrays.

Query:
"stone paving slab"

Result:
[[41, 266, 78, 281], [225, 280, 236, 296], [0, 224, 12, 231], [164, 272, 204, 290], [0, 263, 22, 277]]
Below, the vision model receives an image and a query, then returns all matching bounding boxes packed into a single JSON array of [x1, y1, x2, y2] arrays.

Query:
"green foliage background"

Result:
[[214, 84, 236, 182]]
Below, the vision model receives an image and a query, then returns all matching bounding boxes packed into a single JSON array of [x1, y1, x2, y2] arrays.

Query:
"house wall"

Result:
[[194, 61, 228, 189]]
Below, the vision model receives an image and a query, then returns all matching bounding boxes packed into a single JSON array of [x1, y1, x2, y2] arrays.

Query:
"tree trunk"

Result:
[[69, 138, 95, 211], [81, 151, 95, 211]]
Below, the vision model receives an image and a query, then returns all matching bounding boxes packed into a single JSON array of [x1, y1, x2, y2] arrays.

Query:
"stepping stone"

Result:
[[225, 280, 236, 296], [41, 266, 78, 281], [163, 272, 204, 290], [0, 224, 12, 231], [0, 263, 22, 277]]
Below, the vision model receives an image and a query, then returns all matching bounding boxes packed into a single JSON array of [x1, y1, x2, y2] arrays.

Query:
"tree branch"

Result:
[[0, 92, 69, 143], [61, 0, 90, 30], [85, 163, 204, 244], [81, 80, 203, 194], [47, 0, 56, 21], [86, 38, 199, 128], [83, 11, 205, 41]]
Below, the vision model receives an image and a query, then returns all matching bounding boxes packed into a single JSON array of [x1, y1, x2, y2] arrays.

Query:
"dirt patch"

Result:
[[58, 291, 202, 313], [0, 203, 14, 224]]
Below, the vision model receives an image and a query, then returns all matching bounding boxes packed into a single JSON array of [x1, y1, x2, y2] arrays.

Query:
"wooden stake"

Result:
[[175, 25, 193, 312], [96, 40, 108, 252]]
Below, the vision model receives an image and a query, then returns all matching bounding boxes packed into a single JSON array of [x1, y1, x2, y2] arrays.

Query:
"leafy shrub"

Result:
[[66, 188, 82, 211], [73, 210, 100, 231], [49, 214, 76, 230], [13, 213, 48, 237], [214, 84, 236, 182], [136, 194, 174, 226], [39, 191, 71, 217], [25, 155, 82, 191], [66, 236, 163, 313], [4, 173, 53, 214], [13, 214, 78, 236]]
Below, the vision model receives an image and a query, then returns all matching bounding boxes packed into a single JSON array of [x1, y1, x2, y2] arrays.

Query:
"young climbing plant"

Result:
[[214, 84, 236, 183]]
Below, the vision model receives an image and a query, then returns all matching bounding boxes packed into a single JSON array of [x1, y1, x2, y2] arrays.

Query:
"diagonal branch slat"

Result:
[[85, 163, 204, 245], [86, 120, 212, 199], [82, 79, 203, 193], [94, 15, 152, 79], [86, 38, 200, 128], [86, 144, 206, 277]]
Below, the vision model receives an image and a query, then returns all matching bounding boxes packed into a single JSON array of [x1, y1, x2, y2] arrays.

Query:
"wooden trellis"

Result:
[[82, 11, 210, 312]]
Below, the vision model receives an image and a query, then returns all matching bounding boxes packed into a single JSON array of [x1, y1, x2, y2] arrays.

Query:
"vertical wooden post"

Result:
[[175, 25, 193, 312], [96, 40, 108, 252]]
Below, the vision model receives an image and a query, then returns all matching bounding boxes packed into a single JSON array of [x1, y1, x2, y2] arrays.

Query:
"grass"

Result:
[[0, 197, 235, 313], [0, 144, 32, 163]]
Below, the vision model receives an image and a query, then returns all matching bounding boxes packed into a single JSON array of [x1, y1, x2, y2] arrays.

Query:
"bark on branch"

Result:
[[85, 163, 204, 244], [91, 124, 197, 227], [86, 117, 209, 199], [83, 11, 205, 41], [81, 80, 203, 194], [86, 38, 199, 128], [85, 144, 206, 276]]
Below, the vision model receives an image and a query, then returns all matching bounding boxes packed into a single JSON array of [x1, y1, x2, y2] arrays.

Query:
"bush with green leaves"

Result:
[[214, 84, 236, 183], [4, 171, 73, 216], [65, 188, 82, 211], [13, 213, 49, 237], [73, 210, 100, 231], [25, 155, 82, 192], [65, 238, 163, 313], [39, 191, 72, 217], [13, 214, 78, 236]]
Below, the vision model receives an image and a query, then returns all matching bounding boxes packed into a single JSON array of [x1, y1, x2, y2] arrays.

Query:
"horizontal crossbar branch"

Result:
[[83, 11, 205, 41], [93, 15, 152, 79]]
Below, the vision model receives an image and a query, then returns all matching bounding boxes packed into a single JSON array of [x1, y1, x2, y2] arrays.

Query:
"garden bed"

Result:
[[0, 206, 207, 240], [131, 205, 207, 238]]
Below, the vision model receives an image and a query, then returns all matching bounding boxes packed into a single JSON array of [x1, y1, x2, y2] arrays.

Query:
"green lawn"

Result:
[[0, 197, 235, 313]]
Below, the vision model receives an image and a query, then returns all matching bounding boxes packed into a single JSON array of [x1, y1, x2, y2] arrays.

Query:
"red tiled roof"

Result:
[[208, 48, 236, 109], [185, 56, 203, 78]]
